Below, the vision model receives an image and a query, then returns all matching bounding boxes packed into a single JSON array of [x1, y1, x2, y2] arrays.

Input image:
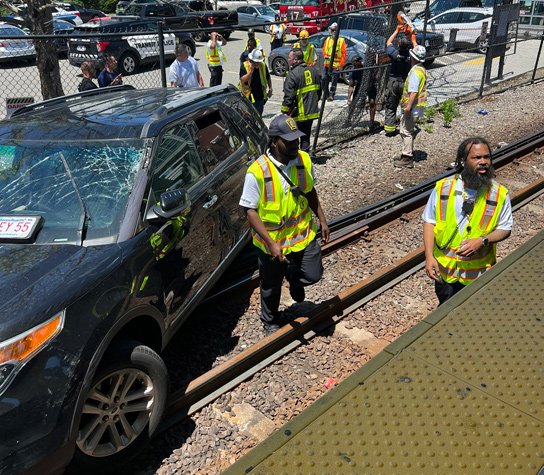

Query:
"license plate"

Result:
[[77, 45, 86, 52], [0, 216, 41, 241]]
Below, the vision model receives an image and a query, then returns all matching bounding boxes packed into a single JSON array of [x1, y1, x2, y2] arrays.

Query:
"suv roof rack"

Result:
[[11, 85, 136, 118]]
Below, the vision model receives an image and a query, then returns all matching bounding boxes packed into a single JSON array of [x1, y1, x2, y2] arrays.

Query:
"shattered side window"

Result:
[[0, 139, 145, 244]]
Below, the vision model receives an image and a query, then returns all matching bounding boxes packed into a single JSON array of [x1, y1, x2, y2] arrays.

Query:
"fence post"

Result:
[[422, 0, 430, 45], [312, 16, 343, 155], [158, 21, 167, 88], [447, 29, 458, 51], [532, 32, 544, 84]]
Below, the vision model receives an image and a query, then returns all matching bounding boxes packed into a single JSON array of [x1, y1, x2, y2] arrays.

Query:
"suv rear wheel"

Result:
[[73, 340, 168, 472], [118, 51, 140, 75], [193, 31, 208, 42]]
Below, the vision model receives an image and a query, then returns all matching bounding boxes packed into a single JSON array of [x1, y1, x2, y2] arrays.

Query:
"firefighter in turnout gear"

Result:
[[322, 22, 346, 101], [293, 29, 317, 66], [422, 137, 512, 305], [205, 32, 227, 87], [239, 114, 329, 336], [281, 48, 321, 153], [383, 25, 417, 136]]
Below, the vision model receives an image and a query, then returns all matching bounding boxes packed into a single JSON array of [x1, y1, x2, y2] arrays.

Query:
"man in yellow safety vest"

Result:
[[239, 114, 330, 335], [293, 29, 317, 66], [239, 49, 273, 116], [322, 22, 346, 101], [205, 31, 227, 87], [422, 137, 512, 305], [395, 44, 427, 169]]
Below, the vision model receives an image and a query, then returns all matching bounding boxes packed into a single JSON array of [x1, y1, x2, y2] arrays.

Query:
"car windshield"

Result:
[[255, 6, 276, 15], [0, 139, 144, 244]]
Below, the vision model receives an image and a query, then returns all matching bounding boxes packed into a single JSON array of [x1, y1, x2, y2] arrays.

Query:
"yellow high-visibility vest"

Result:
[[205, 44, 226, 66], [322, 36, 346, 69], [239, 60, 267, 103], [247, 152, 316, 254], [433, 176, 508, 285], [400, 64, 427, 109], [293, 42, 316, 65]]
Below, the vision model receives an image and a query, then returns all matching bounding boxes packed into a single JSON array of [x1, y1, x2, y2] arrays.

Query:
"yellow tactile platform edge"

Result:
[[223, 231, 544, 475]]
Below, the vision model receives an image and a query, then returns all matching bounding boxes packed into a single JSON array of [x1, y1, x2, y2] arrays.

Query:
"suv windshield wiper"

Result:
[[59, 152, 91, 246]]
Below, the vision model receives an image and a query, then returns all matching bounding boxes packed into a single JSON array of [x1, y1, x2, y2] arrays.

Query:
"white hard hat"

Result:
[[248, 49, 264, 63], [329, 22, 338, 30], [410, 45, 427, 62]]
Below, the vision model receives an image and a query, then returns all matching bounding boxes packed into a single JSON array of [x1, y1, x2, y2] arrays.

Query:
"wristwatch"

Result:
[[481, 237, 489, 246]]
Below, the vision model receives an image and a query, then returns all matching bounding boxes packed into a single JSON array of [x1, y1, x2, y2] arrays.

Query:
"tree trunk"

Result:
[[27, 0, 65, 99]]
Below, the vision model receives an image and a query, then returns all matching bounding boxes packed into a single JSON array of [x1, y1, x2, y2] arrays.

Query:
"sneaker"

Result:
[[393, 156, 414, 169], [289, 285, 305, 303], [263, 322, 281, 336]]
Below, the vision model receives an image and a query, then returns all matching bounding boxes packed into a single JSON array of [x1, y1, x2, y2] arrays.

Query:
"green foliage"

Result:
[[424, 106, 436, 123], [423, 124, 434, 134], [438, 98, 461, 127]]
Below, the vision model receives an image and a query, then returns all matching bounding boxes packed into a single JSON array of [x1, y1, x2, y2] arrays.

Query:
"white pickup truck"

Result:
[[212, 0, 262, 10]]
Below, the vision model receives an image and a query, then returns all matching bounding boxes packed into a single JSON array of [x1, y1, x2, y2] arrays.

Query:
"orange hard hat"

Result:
[[299, 30, 309, 39]]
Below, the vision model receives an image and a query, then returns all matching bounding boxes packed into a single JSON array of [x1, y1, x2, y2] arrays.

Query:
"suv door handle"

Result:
[[202, 194, 218, 209]]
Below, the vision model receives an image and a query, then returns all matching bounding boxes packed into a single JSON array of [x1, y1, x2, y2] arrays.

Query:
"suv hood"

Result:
[[0, 243, 122, 340]]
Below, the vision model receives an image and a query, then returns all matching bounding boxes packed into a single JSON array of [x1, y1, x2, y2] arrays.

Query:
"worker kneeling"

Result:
[[239, 115, 330, 336]]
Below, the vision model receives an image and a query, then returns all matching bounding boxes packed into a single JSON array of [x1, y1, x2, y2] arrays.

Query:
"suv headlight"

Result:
[[0, 312, 64, 396]]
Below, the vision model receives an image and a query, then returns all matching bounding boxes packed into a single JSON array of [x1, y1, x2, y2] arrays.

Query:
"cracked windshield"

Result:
[[0, 140, 145, 244]]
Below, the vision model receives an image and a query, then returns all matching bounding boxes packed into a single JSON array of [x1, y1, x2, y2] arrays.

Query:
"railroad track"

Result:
[[158, 131, 544, 433]]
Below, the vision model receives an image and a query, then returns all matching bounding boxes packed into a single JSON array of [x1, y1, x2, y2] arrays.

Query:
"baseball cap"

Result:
[[299, 29, 309, 39], [248, 49, 264, 63], [269, 115, 305, 141], [409, 45, 427, 62]]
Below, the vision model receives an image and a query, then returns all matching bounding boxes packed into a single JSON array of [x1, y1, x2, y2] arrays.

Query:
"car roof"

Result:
[[3, 85, 240, 141], [435, 6, 493, 14], [0, 23, 26, 33]]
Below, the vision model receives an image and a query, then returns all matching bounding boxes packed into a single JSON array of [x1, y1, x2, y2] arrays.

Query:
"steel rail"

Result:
[[206, 129, 544, 304], [160, 173, 544, 432]]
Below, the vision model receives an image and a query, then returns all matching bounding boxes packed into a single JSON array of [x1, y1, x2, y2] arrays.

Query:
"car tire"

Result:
[[72, 340, 168, 473], [193, 31, 208, 42], [272, 56, 289, 77], [222, 32, 231, 40], [475, 38, 487, 54], [340, 62, 352, 84], [264, 24, 271, 34], [424, 58, 435, 66], [118, 51, 139, 75]]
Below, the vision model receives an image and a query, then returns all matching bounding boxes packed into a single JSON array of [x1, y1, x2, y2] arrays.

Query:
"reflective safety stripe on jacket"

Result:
[[280, 65, 320, 121], [400, 64, 427, 109], [247, 152, 316, 254], [294, 42, 316, 64], [322, 37, 346, 69], [240, 60, 267, 103], [206, 45, 226, 66], [433, 177, 509, 285]]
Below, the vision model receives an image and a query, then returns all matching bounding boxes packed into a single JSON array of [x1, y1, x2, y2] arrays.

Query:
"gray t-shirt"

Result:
[[168, 57, 200, 88]]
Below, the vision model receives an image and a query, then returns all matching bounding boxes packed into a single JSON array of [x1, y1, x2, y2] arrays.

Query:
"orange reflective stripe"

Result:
[[256, 155, 276, 202], [479, 183, 500, 230]]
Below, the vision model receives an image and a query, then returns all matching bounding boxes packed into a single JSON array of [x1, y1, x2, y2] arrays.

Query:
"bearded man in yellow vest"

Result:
[[239, 114, 330, 335], [395, 44, 427, 169], [422, 137, 512, 305]]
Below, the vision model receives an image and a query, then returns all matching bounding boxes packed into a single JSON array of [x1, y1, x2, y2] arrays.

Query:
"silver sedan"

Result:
[[236, 5, 277, 33]]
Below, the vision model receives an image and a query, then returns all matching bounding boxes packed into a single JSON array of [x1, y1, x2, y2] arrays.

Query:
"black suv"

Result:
[[68, 17, 196, 75], [0, 85, 267, 474]]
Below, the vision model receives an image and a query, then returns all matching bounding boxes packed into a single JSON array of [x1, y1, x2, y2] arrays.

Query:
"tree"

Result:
[[1, 0, 64, 99]]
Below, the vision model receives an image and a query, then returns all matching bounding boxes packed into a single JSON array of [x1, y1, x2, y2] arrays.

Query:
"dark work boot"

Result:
[[393, 155, 414, 169]]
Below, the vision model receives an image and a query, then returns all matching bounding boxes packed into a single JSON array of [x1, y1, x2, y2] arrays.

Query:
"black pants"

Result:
[[271, 39, 283, 50], [257, 238, 323, 324], [384, 77, 405, 131], [435, 279, 466, 306], [297, 119, 313, 153], [209, 65, 223, 87]]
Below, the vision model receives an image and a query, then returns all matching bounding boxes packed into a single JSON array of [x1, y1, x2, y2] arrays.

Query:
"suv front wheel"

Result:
[[72, 340, 168, 472], [118, 51, 140, 75]]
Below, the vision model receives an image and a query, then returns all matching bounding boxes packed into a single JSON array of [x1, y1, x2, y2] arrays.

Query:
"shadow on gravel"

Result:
[[414, 149, 428, 163], [311, 154, 334, 165]]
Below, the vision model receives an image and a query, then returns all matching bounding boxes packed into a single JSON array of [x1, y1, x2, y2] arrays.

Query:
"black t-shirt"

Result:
[[387, 45, 411, 79], [78, 77, 98, 92]]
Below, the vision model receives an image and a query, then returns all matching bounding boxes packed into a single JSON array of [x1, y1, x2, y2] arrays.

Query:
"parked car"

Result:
[[52, 18, 75, 55], [116, 0, 151, 15], [0, 84, 267, 475], [68, 17, 196, 75], [53, 2, 106, 23], [414, 7, 493, 52], [236, 5, 277, 32], [0, 23, 35, 63], [268, 29, 385, 79], [414, 0, 495, 19], [268, 2, 280, 14]]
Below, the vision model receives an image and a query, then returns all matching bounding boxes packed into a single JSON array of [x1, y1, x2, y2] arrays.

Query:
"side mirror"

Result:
[[146, 189, 191, 223]]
